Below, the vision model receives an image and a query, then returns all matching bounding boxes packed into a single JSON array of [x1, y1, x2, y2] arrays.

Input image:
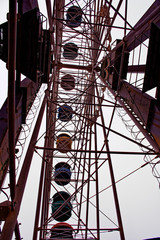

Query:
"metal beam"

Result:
[[125, 0, 160, 51], [128, 64, 146, 73], [14, 221, 21, 240], [8, 0, 17, 202], [95, 84, 125, 240], [53, 61, 100, 72], [98, 74, 160, 152], [0, 94, 47, 240]]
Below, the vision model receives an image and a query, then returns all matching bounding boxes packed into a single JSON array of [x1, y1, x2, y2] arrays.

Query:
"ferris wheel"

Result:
[[0, 0, 160, 240]]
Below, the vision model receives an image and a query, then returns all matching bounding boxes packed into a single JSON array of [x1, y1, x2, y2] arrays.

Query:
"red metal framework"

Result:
[[0, 0, 160, 240]]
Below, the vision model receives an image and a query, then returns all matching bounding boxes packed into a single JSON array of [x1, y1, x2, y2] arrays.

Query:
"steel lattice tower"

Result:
[[0, 0, 160, 239]]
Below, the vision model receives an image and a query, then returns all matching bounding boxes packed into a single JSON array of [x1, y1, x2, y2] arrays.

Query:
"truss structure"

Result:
[[0, 0, 160, 240]]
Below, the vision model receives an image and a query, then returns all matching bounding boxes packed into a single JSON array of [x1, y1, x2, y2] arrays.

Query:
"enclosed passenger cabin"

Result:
[[51, 192, 72, 222], [58, 105, 73, 122], [61, 74, 75, 91], [50, 222, 73, 239], [54, 162, 71, 186], [66, 6, 82, 28], [63, 43, 78, 60], [56, 134, 72, 153]]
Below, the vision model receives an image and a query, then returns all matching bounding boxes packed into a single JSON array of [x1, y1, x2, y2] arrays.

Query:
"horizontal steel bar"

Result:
[[128, 65, 146, 73], [51, 178, 96, 182], [54, 17, 132, 30], [35, 146, 158, 155], [53, 61, 100, 72], [38, 227, 119, 231]]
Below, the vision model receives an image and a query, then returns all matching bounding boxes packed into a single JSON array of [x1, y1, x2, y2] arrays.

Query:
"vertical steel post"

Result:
[[94, 112, 100, 239], [96, 85, 125, 240], [14, 221, 21, 240], [124, 0, 128, 36], [32, 153, 46, 240], [8, 0, 17, 202]]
